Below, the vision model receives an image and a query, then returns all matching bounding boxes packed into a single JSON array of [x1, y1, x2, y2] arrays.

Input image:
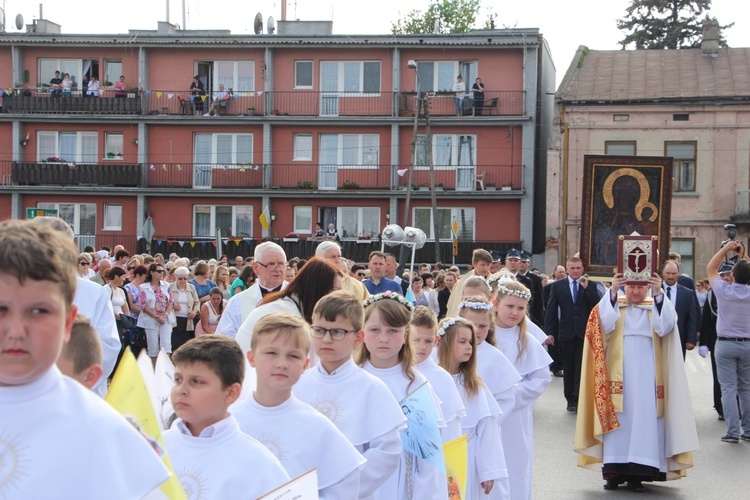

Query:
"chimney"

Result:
[[701, 19, 720, 57]]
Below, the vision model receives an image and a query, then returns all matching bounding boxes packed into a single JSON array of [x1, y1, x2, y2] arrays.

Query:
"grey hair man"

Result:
[[315, 241, 369, 300]]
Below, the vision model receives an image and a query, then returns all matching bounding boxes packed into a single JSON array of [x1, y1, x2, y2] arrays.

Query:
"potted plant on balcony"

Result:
[[283, 232, 300, 243], [356, 232, 374, 244], [341, 180, 359, 190], [297, 180, 314, 189], [419, 183, 430, 192], [485, 182, 497, 191], [247, 105, 255, 116], [501, 184, 512, 191], [436, 183, 444, 192]]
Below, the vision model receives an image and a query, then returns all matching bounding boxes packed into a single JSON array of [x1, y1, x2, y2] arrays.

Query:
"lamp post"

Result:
[[406, 60, 441, 265]]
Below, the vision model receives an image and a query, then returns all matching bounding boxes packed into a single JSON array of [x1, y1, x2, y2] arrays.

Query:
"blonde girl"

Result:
[[358, 292, 447, 500], [492, 281, 552, 500], [437, 317, 507, 499]]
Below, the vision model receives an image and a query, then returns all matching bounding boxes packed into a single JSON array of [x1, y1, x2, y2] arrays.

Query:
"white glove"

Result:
[[699, 345, 709, 358]]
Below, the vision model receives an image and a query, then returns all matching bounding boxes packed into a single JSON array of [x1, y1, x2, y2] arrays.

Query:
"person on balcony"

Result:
[[115, 75, 127, 98], [472, 77, 485, 116], [87, 76, 101, 98], [312, 222, 325, 240], [61, 74, 72, 98], [325, 223, 339, 241], [50, 70, 62, 97], [453, 75, 465, 117], [190, 75, 206, 114], [204, 84, 231, 116]]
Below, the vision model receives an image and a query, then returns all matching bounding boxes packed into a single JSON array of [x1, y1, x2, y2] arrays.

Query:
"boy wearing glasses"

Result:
[[233, 312, 365, 499], [294, 291, 405, 499]]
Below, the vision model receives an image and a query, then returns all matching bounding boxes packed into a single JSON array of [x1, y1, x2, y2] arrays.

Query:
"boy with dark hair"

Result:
[[446, 248, 494, 317], [57, 314, 103, 390], [233, 312, 366, 499], [294, 291, 406, 499], [0, 220, 170, 496], [164, 335, 289, 497]]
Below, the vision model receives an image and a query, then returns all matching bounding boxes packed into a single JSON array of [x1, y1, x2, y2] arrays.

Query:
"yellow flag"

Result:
[[107, 350, 186, 499], [443, 435, 468, 500], [259, 205, 271, 231]]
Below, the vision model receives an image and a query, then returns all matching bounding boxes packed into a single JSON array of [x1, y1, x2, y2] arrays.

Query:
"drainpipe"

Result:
[[559, 101, 570, 263]]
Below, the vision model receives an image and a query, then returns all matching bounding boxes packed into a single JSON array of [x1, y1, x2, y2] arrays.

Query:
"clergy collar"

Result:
[[175, 414, 234, 438]]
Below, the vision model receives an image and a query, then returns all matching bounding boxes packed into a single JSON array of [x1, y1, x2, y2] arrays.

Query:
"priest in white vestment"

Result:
[[575, 273, 699, 492]]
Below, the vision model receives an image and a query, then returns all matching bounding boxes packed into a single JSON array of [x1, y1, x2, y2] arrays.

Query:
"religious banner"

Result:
[[400, 382, 445, 472], [617, 233, 658, 285], [443, 435, 468, 500], [580, 155, 672, 277], [257, 469, 318, 500]]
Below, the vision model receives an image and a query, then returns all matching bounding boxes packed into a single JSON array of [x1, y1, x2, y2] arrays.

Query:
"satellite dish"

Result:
[[254, 12, 263, 34], [15, 13, 24, 31], [267, 16, 275, 35], [381, 224, 404, 247]]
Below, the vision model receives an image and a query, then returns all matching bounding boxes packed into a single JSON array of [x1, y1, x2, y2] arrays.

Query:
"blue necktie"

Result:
[[572, 280, 578, 302], [666, 286, 672, 300]]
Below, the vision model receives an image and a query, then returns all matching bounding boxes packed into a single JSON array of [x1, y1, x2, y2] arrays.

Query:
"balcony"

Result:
[[147, 163, 264, 189], [10, 161, 140, 187], [730, 189, 750, 225], [2, 89, 526, 118]]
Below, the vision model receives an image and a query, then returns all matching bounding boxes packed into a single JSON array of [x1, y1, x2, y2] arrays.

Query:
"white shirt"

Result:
[[216, 281, 288, 338]]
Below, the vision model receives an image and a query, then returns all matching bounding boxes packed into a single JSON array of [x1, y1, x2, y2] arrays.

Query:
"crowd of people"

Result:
[[3, 215, 749, 499]]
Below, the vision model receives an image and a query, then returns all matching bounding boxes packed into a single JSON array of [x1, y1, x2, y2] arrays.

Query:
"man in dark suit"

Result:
[[544, 265, 568, 377], [662, 260, 700, 358], [544, 257, 601, 412], [517, 251, 545, 327], [667, 252, 695, 290]]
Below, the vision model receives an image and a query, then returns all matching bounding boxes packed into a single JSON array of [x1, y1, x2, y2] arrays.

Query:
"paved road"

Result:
[[532, 349, 748, 498]]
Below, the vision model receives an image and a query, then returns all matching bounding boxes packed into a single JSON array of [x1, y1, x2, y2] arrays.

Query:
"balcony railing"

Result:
[[731, 189, 750, 224], [2, 89, 525, 118], [2, 161, 523, 191], [10, 161, 140, 187]]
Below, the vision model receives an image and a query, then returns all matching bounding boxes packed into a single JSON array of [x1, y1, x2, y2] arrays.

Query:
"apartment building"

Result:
[[0, 19, 554, 262]]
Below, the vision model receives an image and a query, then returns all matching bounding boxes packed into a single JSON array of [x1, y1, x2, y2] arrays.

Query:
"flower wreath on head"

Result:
[[487, 273, 513, 288], [437, 317, 472, 337], [362, 290, 414, 312], [496, 284, 531, 300], [458, 300, 493, 311]]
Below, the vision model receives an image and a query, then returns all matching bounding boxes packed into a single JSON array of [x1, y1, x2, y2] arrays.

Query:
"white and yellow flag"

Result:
[[259, 205, 271, 231]]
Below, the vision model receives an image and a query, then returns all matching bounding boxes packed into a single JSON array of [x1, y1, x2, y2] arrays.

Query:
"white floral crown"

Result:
[[496, 284, 531, 300], [437, 317, 472, 337], [487, 273, 513, 288], [458, 300, 493, 311], [362, 290, 414, 311]]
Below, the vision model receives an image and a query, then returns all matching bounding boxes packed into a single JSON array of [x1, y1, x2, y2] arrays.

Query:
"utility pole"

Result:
[[403, 92, 422, 229], [424, 95, 440, 265]]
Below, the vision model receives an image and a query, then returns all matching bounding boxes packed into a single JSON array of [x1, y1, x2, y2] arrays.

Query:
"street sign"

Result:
[[26, 208, 58, 219], [452, 218, 459, 256]]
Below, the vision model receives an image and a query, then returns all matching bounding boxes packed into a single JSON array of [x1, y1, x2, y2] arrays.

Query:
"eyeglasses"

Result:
[[154, 269, 165, 274], [127, 266, 135, 271], [356, 272, 366, 277], [310, 326, 358, 341], [256, 261, 287, 271], [79, 262, 90, 266]]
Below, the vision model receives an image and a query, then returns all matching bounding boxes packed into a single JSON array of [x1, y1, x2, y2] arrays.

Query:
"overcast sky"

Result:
[[2, 0, 747, 87]]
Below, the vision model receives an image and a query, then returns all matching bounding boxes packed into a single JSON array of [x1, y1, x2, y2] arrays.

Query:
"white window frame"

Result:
[[416, 61, 459, 92], [214, 61, 254, 92], [193, 205, 253, 238], [337, 207, 380, 239], [39, 58, 83, 87], [666, 141, 696, 192], [104, 132, 124, 160], [415, 134, 476, 171], [103, 60, 122, 86], [320, 61, 381, 96], [669, 239, 695, 278], [193, 133, 253, 167], [293, 133, 313, 161], [319, 134, 380, 169], [294, 206, 313, 233], [103, 203, 122, 231], [295, 61, 314, 89], [413, 207, 476, 241], [605, 141, 636, 156], [37, 131, 99, 164], [37, 202, 96, 240]]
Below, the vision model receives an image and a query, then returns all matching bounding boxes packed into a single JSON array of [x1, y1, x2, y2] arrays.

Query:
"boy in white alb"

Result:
[[0, 220, 171, 498], [410, 305, 466, 442], [294, 291, 406, 499], [163, 335, 289, 499], [233, 312, 366, 498]]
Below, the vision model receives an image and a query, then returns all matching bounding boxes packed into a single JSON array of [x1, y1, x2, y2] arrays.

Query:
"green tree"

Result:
[[391, 0, 481, 35], [617, 0, 732, 49]]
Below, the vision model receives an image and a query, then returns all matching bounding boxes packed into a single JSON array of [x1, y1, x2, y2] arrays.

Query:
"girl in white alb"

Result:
[[437, 316, 506, 500]]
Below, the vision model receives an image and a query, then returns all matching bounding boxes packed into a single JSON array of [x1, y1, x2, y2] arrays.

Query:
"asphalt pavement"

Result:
[[532, 349, 748, 498]]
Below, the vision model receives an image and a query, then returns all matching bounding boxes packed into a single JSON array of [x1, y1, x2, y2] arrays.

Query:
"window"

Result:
[[104, 60, 122, 86], [416, 134, 476, 169], [105, 133, 123, 160], [339, 207, 380, 239], [416, 61, 458, 92], [37, 131, 98, 163], [38, 202, 96, 249], [320, 61, 381, 94], [295, 61, 313, 88], [669, 239, 695, 277], [103, 203, 122, 230], [673, 114, 690, 121], [666, 142, 696, 192], [605, 141, 636, 156], [293, 134, 313, 161], [414, 207, 475, 241], [294, 206, 313, 233], [214, 61, 254, 91], [613, 114, 630, 122], [319, 134, 379, 167], [39, 59, 83, 86], [193, 205, 252, 238], [194, 133, 253, 164]]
